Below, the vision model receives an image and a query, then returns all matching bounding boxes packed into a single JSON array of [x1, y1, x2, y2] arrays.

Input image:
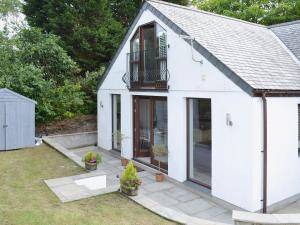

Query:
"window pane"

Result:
[[139, 99, 151, 153], [153, 100, 168, 165], [112, 95, 121, 151], [188, 99, 212, 186], [143, 26, 156, 82]]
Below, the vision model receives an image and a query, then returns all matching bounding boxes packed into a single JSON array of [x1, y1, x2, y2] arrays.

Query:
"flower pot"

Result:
[[121, 158, 129, 167], [155, 173, 165, 182], [121, 185, 138, 196], [85, 162, 97, 171]]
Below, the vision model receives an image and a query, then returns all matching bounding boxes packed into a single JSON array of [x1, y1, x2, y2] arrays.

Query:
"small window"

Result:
[[298, 104, 300, 157]]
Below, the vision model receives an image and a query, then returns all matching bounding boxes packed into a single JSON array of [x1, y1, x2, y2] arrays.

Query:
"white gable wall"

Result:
[[97, 7, 300, 212]]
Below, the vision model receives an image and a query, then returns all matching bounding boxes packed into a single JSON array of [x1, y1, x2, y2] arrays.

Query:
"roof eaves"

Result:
[[268, 20, 300, 29], [0, 88, 37, 104], [147, 1, 254, 96], [97, 0, 255, 96]]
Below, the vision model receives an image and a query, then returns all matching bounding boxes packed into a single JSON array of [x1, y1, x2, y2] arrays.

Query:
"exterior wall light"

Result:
[[226, 113, 233, 126]]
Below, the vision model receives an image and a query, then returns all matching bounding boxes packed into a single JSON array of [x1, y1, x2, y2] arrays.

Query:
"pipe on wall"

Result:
[[262, 92, 268, 213]]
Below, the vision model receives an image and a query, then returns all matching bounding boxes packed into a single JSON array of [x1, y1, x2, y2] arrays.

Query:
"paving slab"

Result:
[[176, 198, 215, 215], [45, 142, 233, 224]]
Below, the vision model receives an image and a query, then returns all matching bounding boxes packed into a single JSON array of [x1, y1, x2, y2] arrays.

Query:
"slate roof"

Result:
[[270, 20, 300, 62], [98, 0, 300, 94], [148, 0, 300, 92]]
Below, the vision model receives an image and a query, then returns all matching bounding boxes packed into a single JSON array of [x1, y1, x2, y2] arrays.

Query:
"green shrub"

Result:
[[82, 151, 101, 165], [120, 161, 141, 190]]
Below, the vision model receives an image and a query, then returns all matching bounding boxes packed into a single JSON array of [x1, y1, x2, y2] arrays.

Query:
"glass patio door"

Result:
[[133, 96, 168, 171], [187, 98, 212, 188], [112, 95, 121, 151]]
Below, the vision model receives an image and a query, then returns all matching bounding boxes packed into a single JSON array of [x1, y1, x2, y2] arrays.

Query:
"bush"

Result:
[[82, 151, 101, 165], [120, 161, 141, 190], [0, 28, 88, 124]]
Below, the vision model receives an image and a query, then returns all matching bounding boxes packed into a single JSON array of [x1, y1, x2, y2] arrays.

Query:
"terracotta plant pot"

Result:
[[121, 158, 129, 167], [121, 185, 138, 196], [85, 162, 97, 171], [155, 173, 165, 182]]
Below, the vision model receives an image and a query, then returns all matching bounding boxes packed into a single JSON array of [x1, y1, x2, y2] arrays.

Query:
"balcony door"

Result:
[[133, 96, 168, 171], [129, 22, 167, 89], [187, 98, 212, 188]]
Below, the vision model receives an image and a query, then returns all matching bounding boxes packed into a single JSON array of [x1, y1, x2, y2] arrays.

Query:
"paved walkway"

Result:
[[68, 146, 233, 224]]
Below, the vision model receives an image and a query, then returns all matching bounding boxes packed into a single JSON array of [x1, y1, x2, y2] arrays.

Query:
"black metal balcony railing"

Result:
[[122, 47, 170, 90]]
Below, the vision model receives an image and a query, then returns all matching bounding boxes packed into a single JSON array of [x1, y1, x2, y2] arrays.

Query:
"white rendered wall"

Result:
[[265, 97, 300, 207], [98, 8, 273, 211]]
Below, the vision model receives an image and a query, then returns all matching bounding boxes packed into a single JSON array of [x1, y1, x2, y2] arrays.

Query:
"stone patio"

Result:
[[43, 136, 300, 225], [67, 146, 234, 224]]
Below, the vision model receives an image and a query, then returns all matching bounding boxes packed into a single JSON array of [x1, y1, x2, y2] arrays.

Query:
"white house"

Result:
[[97, 0, 300, 213]]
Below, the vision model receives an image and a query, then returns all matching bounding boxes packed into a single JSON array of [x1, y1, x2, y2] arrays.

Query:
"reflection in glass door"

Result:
[[133, 96, 168, 172], [152, 100, 168, 170], [187, 98, 212, 188], [112, 95, 121, 151], [138, 98, 151, 157]]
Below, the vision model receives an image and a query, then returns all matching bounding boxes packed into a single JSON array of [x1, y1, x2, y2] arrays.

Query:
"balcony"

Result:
[[122, 47, 169, 91]]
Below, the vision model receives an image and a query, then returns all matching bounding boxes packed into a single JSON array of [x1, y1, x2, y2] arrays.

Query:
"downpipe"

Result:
[[262, 92, 267, 213]]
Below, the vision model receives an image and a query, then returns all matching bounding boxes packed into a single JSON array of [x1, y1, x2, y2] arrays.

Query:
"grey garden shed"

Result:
[[0, 88, 36, 151]]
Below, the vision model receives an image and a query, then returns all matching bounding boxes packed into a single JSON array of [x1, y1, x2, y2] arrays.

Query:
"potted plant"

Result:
[[120, 161, 141, 196], [113, 130, 128, 166], [152, 144, 168, 182], [82, 151, 102, 171]]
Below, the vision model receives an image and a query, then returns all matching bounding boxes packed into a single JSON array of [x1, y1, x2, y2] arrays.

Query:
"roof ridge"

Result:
[[268, 20, 300, 29], [147, 0, 266, 28]]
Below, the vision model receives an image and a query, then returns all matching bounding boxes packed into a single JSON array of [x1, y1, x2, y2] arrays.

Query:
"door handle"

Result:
[[3, 125, 8, 128]]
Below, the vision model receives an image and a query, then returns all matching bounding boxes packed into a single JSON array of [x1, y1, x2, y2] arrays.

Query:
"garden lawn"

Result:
[[0, 145, 179, 225]]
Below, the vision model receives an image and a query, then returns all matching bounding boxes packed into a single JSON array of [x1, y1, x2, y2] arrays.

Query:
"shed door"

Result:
[[0, 103, 6, 150], [5, 102, 24, 150]]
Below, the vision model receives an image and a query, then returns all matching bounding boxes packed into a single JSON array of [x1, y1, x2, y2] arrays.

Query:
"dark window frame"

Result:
[[129, 21, 168, 89]]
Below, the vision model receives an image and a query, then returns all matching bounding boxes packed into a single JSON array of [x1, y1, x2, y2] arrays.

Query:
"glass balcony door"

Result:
[[187, 98, 212, 188]]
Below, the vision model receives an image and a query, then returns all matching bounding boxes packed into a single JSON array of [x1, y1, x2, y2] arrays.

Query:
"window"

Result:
[[112, 95, 121, 151], [129, 22, 167, 88]]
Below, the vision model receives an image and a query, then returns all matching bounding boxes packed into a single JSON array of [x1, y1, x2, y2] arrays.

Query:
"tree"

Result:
[[110, 0, 190, 27], [192, 0, 300, 25], [17, 28, 80, 84], [0, 28, 86, 123], [0, 0, 21, 15], [23, 0, 124, 72]]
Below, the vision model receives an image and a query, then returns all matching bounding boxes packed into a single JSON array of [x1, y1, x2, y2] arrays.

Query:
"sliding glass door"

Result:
[[112, 95, 121, 151], [187, 98, 212, 188]]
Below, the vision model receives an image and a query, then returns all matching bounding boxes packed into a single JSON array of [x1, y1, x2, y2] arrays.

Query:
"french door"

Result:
[[187, 98, 212, 188], [133, 96, 168, 171]]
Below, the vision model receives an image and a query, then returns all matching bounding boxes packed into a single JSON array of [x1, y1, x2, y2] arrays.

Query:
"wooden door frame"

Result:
[[133, 96, 168, 172], [186, 98, 212, 189]]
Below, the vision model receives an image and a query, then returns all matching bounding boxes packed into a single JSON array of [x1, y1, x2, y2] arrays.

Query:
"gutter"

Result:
[[255, 89, 300, 214]]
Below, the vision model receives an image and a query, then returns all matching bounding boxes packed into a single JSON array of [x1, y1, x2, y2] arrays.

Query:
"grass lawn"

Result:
[[0, 145, 179, 225]]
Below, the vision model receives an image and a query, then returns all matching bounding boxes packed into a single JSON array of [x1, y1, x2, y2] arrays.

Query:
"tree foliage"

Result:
[[0, 29, 87, 123], [110, 0, 190, 27], [0, 0, 21, 15], [23, 0, 124, 72], [193, 0, 300, 25]]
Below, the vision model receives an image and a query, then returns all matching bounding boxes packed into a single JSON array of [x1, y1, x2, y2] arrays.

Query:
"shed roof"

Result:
[[98, 0, 300, 95], [0, 88, 37, 104]]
